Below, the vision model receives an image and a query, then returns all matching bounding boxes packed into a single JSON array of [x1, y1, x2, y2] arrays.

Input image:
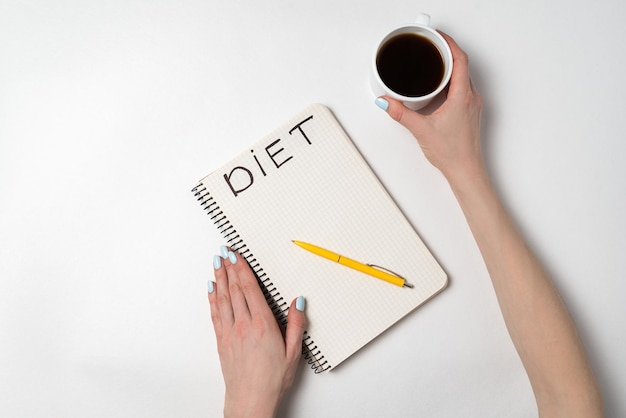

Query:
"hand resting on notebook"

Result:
[[206, 32, 603, 417], [207, 246, 306, 418]]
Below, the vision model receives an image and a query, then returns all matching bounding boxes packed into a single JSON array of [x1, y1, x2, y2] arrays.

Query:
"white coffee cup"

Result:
[[370, 14, 453, 110]]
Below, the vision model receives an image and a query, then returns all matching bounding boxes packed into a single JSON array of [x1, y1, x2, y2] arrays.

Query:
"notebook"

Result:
[[192, 104, 447, 372]]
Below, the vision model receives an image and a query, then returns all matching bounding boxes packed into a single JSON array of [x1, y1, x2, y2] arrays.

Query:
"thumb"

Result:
[[375, 96, 426, 136], [285, 296, 307, 362]]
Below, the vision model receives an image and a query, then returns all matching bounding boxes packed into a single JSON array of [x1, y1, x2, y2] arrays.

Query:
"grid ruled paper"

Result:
[[196, 104, 447, 371]]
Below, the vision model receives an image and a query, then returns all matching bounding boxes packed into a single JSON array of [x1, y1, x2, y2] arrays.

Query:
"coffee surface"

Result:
[[376, 33, 444, 97]]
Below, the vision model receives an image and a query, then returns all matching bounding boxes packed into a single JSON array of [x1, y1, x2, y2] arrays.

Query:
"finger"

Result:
[[376, 96, 427, 136], [207, 277, 222, 338], [229, 252, 273, 317], [285, 296, 307, 363], [222, 249, 251, 322], [437, 31, 472, 100], [214, 250, 234, 327]]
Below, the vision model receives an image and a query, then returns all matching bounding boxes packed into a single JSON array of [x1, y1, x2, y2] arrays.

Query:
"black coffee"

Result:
[[376, 33, 444, 97]]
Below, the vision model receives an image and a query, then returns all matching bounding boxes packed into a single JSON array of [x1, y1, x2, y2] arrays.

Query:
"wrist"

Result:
[[442, 159, 489, 193], [224, 393, 279, 418]]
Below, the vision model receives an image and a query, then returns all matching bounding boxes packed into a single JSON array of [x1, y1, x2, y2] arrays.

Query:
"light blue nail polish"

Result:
[[296, 296, 305, 312], [213, 255, 222, 269], [208, 280, 214, 293], [228, 251, 237, 264], [375, 97, 389, 111], [220, 245, 229, 258]]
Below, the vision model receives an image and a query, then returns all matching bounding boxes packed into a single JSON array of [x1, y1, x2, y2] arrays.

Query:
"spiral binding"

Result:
[[192, 183, 331, 373]]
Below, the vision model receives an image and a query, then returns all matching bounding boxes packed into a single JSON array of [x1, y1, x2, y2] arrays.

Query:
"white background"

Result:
[[1, 0, 625, 417]]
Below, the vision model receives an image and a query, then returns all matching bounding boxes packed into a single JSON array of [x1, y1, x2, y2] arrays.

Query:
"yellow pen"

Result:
[[292, 240, 414, 288]]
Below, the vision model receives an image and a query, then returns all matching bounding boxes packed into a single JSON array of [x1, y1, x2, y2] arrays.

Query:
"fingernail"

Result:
[[375, 97, 389, 111], [296, 296, 305, 312], [228, 251, 237, 264], [208, 280, 215, 293], [213, 255, 222, 269], [220, 245, 229, 258]]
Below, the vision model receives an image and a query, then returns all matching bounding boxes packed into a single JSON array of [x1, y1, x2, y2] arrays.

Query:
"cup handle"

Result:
[[415, 13, 431, 26]]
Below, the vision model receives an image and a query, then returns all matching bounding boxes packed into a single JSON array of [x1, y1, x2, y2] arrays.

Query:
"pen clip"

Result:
[[366, 264, 414, 288]]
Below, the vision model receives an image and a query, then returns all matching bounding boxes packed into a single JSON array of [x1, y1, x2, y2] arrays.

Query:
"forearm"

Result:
[[446, 166, 603, 417]]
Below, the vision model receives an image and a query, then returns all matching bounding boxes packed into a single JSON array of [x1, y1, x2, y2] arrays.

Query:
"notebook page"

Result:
[[197, 104, 447, 370]]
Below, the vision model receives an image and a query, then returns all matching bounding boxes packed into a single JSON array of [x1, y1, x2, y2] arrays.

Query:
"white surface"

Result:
[[1, 0, 624, 417]]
